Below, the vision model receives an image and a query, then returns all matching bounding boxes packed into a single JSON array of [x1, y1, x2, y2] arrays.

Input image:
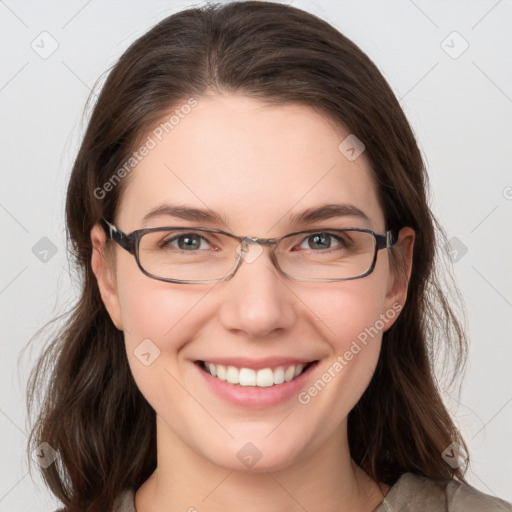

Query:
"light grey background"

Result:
[[1, 1, 511, 510]]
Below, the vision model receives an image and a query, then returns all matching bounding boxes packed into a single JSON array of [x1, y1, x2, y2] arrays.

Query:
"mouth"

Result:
[[195, 360, 318, 388]]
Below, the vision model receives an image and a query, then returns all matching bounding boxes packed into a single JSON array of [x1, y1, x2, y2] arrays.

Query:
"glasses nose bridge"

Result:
[[241, 235, 277, 246], [235, 236, 280, 271], [238, 236, 279, 256]]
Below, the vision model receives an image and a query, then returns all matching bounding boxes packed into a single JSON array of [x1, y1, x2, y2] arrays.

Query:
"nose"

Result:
[[217, 243, 297, 339]]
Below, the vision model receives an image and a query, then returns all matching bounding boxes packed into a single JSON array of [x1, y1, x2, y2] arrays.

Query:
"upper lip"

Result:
[[195, 357, 318, 370]]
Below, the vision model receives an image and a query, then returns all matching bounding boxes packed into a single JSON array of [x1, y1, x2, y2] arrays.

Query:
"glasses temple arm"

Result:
[[102, 219, 134, 252]]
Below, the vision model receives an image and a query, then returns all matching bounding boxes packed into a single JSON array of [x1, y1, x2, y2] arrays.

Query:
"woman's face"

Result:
[[92, 94, 411, 472]]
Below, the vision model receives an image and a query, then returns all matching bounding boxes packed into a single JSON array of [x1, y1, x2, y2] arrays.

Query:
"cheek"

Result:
[[114, 268, 218, 405], [117, 283, 177, 405], [114, 248, 211, 351], [317, 270, 389, 350], [117, 287, 189, 430], [302, 275, 390, 406]]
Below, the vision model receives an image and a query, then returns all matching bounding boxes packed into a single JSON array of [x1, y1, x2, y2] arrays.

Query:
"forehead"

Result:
[[117, 94, 384, 233]]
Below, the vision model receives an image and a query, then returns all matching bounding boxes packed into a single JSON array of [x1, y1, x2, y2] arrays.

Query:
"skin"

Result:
[[91, 94, 415, 512]]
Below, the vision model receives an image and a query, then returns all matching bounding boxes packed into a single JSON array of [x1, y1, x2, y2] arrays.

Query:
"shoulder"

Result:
[[443, 477, 511, 512], [375, 472, 511, 512]]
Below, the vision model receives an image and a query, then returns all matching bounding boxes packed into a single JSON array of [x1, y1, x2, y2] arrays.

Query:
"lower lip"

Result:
[[194, 361, 319, 409]]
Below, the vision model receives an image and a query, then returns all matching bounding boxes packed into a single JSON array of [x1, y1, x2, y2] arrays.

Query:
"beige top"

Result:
[[57, 472, 512, 511]]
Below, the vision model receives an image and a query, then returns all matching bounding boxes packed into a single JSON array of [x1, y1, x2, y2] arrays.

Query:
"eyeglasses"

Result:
[[103, 219, 399, 284]]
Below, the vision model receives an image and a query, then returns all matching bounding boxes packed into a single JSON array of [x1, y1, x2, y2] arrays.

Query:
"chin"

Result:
[[198, 431, 307, 473]]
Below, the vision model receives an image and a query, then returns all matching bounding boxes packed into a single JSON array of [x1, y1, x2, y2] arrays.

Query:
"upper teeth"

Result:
[[204, 362, 306, 387]]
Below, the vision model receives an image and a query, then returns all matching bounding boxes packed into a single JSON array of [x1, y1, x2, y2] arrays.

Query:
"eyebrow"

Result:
[[288, 203, 370, 224], [142, 203, 370, 228], [142, 204, 228, 226]]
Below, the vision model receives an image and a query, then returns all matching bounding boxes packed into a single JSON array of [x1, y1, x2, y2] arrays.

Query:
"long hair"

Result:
[[26, 2, 468, 510]]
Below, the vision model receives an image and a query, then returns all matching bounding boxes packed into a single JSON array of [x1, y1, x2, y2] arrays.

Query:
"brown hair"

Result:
[[26, 2, 468, 510]]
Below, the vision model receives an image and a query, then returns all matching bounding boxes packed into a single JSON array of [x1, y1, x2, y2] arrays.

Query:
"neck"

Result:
[[135, 415, 388, 512]]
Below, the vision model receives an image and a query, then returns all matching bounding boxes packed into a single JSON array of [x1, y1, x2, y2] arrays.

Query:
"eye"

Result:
[[299, 232, 347, 251], [161, 232, 212, 251]]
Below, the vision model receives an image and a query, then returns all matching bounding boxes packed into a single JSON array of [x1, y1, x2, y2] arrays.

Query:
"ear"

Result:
[[90, 223, 123, 330], [383, 227, 415, 329]]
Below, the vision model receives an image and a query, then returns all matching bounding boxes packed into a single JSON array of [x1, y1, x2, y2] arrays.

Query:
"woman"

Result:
[[27, 1, 511, 511]]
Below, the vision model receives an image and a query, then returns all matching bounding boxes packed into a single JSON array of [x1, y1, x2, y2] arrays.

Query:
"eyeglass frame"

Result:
[[102, 218, 400, 284]]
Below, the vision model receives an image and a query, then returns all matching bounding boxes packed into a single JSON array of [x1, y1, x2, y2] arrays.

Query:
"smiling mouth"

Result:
[[195, 360, 318, 388]]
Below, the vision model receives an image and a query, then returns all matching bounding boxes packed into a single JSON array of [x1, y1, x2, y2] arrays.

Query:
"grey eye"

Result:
[[162, 232, 210, 251], [178, 234, 202, 250], [301, 232, 344, 251]]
